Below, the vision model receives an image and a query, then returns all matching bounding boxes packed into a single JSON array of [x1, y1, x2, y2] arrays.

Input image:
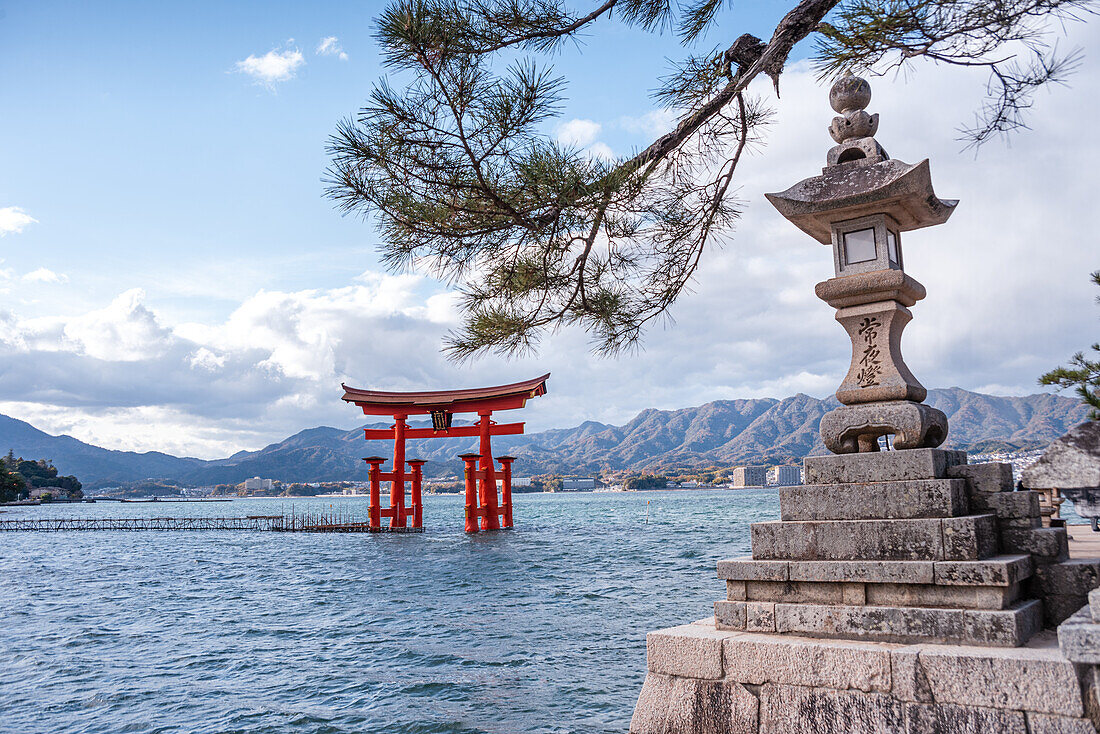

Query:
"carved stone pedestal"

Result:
[[821, 401, 948, 454]]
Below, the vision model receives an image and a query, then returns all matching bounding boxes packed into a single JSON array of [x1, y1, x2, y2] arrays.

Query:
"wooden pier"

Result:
[[0, 513, 423, 533]]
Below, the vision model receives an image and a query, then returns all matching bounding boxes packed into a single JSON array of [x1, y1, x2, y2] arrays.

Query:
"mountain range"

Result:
[[0, 388, 1089, 489]]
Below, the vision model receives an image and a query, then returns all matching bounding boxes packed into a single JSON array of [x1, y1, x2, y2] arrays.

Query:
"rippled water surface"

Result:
[[0, 490, 780, 734]]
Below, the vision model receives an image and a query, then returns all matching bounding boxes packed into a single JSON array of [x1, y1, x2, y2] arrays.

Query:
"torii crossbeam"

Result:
[[341, 374, 549, 532]]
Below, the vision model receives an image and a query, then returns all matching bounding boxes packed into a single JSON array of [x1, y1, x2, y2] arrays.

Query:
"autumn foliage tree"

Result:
[[327, 0, 1093, 358]]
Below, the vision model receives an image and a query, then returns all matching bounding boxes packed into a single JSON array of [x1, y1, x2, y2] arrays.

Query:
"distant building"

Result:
[[680, 480, 700, 488], [511, 477, 533, 488], [244, 477, 274, 492], [730, 466, 767, 488], [768, 465, 803, 486], [562, 477, 597, 491]]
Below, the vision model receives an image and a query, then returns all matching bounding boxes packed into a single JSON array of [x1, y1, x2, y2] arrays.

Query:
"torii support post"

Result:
[[459, 453, 481, 533], [407, 459, 426, 529], [363, 456, 386, 529], [498, 456, 515, 529], [477, 412, 501, 530], [391, 415, 407, 529]]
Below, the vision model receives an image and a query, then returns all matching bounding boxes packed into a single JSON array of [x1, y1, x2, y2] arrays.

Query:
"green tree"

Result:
[[13, 458, 83, 499], [1040, 270, 1100, 420], [0, 460, 26, 502], [327, 0, 1089, 358]]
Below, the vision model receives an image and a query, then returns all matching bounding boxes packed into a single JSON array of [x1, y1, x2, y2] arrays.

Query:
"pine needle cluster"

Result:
[[326, 0, 1094, 357]]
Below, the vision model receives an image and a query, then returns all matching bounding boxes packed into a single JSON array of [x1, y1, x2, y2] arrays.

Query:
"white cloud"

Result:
[[555, 119, 615, 160], [316, 36, 348, 61], [555, 118, 602, 148], [0, 207, 37, 236], [618, 109, 678, 140], [189, 347, 227, 372], [22, 268, 67, 284], [234, 43, 305, 87], [62, 289, 174, 361], [587, 142, 616, 162]]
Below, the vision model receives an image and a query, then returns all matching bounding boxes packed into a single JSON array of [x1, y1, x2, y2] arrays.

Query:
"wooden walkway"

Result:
[[0, 515, 423, 533]]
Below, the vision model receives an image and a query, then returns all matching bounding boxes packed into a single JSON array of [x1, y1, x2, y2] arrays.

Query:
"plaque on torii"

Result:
[[341, 374, 549, 532]]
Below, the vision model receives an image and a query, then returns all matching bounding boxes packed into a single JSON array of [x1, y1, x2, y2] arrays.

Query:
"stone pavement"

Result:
[[1070, 526, 1100, 558]]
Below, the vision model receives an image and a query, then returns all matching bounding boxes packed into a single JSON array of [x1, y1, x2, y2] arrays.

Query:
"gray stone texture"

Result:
[[774, 600, 1042, 647], [1002, 527, 1070, 563], [1027, 713, 1100, 734], [1035, 560, 1100, 598], [863, 582, 1018, 610], [779, 479, 968, 521], [629, 672, 759, 734], [933, 555, 1033, 587], [759, 684, 906, 734], [634, 618, 1099, 732], [647, 623, 726, 679], [1058, 606, 1100, 665], [915, 641, 1084, 716], [943, 514, 998, 560], [820, 399, 948, 454], [948, 462, 1014, 512], [714, 601, 746, 631], [751, 516, 993, 562], [804, 449, 967, 484], [993, 491, 1042, 519], [745, 580, 846, 605], [745, 602, 777, 633], [905, 702, 1027, 733], [1022, 421, 1100, 491], [721, 634, 893, 692], [815, 268, 925, 309], [717, 558, 788, 582], [788, 559, 934, 584], [765, 157, 957, 245]]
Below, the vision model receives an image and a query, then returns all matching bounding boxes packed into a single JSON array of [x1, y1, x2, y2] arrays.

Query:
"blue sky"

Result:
[[1, 1, 1097, 457]]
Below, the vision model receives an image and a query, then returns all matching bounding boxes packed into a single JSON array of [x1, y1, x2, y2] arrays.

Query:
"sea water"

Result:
[[0, 489, 782, 734]]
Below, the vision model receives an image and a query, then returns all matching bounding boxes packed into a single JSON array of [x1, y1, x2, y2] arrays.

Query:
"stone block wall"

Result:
[[631, 620, 1100, 734]]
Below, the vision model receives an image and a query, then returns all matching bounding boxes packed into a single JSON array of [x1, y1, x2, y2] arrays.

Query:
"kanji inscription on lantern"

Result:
[[855, 317, 882, 388]]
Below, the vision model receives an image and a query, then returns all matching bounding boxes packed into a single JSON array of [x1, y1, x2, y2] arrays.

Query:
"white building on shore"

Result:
[[730, 466, 767, 488], [767, 465, 803, 486]]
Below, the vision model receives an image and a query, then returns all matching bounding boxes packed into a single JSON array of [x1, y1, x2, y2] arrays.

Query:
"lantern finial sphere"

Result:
[[829, 75, 872, 114]]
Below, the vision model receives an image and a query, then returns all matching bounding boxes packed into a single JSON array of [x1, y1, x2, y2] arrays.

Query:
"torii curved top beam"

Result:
[[341, 373, 550, 416]]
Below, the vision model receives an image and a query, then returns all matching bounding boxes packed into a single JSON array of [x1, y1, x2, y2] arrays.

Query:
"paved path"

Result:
[[1068, 524, 1100, 558]]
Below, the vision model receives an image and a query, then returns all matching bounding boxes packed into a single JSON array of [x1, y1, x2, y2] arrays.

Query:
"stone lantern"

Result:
[[766, 75, 957, 454]]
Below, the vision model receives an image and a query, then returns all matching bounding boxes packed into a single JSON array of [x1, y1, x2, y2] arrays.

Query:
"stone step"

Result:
[[1058, 604, 1100, 665], [1001, 526, 1070, 565], [803, 448, 968, 485], [750, 515, 997, 561], [732, 578, 1021, 610], [1031, 558, 1100, 627], [946, 461, 1014, 512], [718, 554, 1033, 586], [779, 478, 969, 521], [716, 599, 1042, 646]]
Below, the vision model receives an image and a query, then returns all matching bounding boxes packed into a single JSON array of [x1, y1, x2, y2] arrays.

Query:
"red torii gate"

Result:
[[341, 374, 549, 532]]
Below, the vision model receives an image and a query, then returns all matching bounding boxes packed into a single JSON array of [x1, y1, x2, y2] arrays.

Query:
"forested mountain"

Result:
[[0, 388, 1088, 489]]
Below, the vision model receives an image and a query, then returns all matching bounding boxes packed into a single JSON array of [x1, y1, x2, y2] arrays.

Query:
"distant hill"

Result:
[[0, 388, 1088, 489]]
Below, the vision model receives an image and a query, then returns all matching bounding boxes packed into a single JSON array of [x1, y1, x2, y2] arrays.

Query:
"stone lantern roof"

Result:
[[765, 75, 958, 245]]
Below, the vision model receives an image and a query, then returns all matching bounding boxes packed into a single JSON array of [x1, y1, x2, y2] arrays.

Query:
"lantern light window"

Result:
[[843, 228, 877, 264], [887, 230, 900, 265]]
